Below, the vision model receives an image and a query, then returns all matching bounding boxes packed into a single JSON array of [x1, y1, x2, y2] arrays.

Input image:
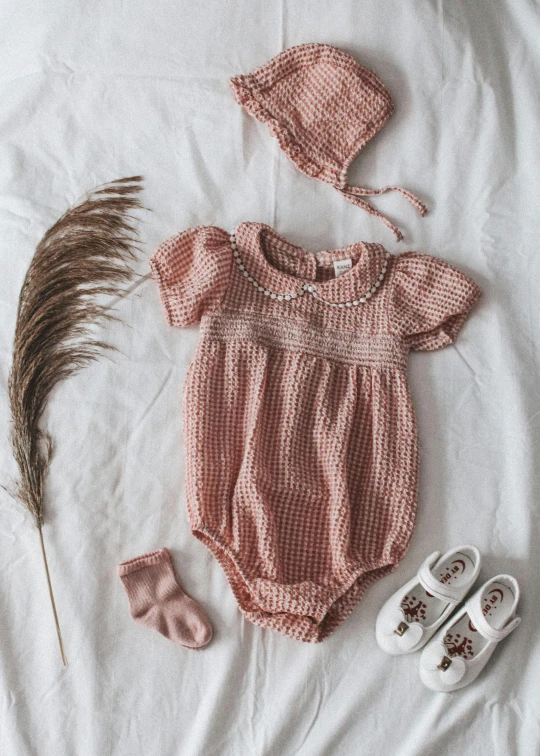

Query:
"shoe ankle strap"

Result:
[[465, 594, 521, 642], [418, 553, 466, 605]]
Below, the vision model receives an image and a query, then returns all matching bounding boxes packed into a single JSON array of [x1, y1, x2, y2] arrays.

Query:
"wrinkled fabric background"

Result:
[[1, 2, 539, 755]]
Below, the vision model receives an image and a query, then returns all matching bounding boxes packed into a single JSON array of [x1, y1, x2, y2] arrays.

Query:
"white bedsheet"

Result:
[[1, 2, 539, 754]]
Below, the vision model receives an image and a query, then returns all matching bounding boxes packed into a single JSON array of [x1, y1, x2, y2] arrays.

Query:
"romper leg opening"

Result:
[[191, 522, 401, 643]]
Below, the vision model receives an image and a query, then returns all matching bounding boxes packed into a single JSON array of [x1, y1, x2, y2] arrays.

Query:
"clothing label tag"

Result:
[[333, 258, 353, 278]]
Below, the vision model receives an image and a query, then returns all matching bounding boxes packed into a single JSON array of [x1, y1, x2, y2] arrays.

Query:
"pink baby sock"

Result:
[[118, 548, 213, 649]]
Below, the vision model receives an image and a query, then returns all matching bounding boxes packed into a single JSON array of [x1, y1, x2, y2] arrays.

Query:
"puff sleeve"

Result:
[[149, 225, 232, 327], [391, 252, 482, 351]]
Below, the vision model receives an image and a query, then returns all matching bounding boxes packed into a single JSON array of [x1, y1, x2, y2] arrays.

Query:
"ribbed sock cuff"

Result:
[[117, 547, 171, 576]]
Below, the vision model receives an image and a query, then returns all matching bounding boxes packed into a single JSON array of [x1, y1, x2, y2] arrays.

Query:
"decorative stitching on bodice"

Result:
[[200, 310, 407, 368]]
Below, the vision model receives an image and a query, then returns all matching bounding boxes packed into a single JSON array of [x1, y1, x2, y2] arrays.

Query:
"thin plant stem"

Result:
[[38, 525, 68, 666]]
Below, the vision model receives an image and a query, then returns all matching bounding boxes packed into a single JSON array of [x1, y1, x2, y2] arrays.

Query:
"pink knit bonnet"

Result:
[[230, 43, 427, 241]]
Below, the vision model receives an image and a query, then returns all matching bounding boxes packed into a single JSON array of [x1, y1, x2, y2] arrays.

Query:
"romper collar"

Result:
[[234, 222, 390, 306]]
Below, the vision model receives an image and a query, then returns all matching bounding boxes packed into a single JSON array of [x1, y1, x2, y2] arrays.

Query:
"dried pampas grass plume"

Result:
[[8, 176, 145, 665]]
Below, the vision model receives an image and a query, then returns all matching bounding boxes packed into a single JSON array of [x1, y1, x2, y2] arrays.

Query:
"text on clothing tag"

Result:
[[333, 258, 353, 277]]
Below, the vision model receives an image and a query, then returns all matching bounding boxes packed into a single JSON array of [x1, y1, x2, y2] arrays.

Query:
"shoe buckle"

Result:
[[394, 622, 409, 636], [437, 655, 452, 671]]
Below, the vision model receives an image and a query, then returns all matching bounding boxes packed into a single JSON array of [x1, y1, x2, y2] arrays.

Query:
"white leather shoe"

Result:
[[419, 574, 521, 692], [375, 546, 481, 655]]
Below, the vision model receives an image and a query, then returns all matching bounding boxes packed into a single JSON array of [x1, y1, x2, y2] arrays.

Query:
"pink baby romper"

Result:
[[149, 221, 481, 643]]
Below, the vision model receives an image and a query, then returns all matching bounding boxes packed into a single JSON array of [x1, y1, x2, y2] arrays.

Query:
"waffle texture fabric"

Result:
[[230, 43, 427, 241], [149, 222, 481, 642]]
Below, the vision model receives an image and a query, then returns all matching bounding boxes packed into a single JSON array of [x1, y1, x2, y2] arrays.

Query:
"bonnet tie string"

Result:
[[337, 184, 428, 242]]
